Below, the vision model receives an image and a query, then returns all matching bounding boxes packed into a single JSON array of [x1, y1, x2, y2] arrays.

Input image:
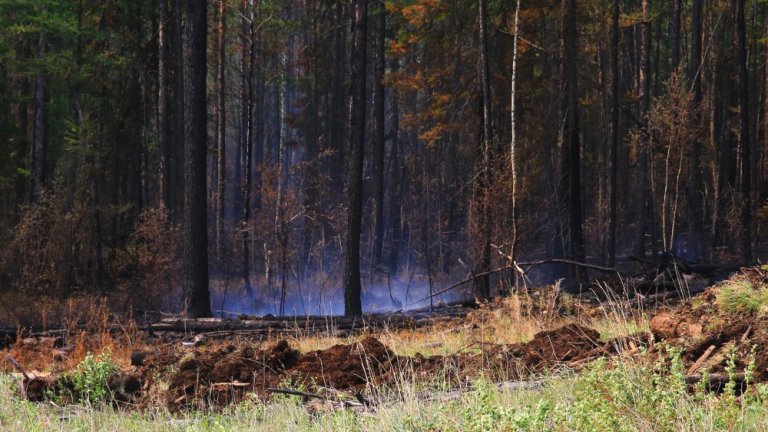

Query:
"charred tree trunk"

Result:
[[609, 0, 619, 266], [171, 0, 185, 223], [240, 0, 255, 304], [158, 0, 173, 210], [473, 0, 493, 299], [343, 0, 367, 317], [737, 0, 752, 261], [671, 0, 681, 71], [371, 1, 386, 266], [561, 0, 586, 279], [29, 32, 47, 203], [215, 0, 227, 262], [182, 0, 211, 317], [634, 0, 651, 259], [387, 59, 402, 275], [687, 0, 704, 260]]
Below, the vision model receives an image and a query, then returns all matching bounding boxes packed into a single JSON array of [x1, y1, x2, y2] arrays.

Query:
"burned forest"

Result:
[[1, 0, 768, 430]]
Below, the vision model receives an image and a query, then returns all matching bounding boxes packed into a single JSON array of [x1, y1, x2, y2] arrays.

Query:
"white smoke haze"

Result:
[[208, 267, 470, 317]]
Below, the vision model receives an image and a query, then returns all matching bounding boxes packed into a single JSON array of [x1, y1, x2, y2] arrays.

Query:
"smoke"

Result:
[[208, 267, 468, 317]]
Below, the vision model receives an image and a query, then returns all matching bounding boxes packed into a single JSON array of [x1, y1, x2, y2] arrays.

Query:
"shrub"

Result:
[[69, 351, 119, 405]]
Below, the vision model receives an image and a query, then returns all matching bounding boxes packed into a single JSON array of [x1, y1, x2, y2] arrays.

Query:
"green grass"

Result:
[[716, 280, 768, 316], [2, 348, 768, 432]]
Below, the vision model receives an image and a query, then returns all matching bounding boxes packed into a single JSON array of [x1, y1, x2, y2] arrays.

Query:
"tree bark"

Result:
[[737, 0, 752, 261], [609, 0, 619, 266], [387, 59, 402, 275], [561, 0, 586, 279], [510, 0, 521, 270], [343, 0, 367, 317], [634, 0, 651, 258], [671, 0, 681, 71], [30, 32, 47, 203], [171, 0, 185, 223], [215, 0, 226, 262], [473, 0, 493, 299], [182, 0, 212, 317], [158, 0, 172, 211], [371, 1, 386, 266], [240, 0, 255, 305], [687, 0, 704, 260]]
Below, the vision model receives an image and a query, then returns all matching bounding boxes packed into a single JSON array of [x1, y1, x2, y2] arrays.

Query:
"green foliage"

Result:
[[68, 351, 118, 405]]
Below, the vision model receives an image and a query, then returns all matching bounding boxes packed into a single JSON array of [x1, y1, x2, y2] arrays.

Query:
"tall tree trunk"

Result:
[[240, 0, 255, 304], [671, 0, 681, 71], [687, 0, 704, 260], [158, 0, 173, 210], [182, 0, 212, 317], [763, 31, 768, 201], [387, 59, 402, 275], [510, 0, 521, 271], [343, 0, 367, 317], [171, 0, 185, 223], [737, 0, 752, 261], [371, 1, 386, 266], [634, 0, 651, 258], [215, 0, 226, 262], [473, 0, 492, 299], [609, 0, 619, 266], [561, 0, 585, 279], [30, 32, 47, 203]]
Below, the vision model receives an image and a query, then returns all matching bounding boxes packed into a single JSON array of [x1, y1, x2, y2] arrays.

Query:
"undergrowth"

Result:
[[716, 280, 768, 316], [1, 347, 768, 431]]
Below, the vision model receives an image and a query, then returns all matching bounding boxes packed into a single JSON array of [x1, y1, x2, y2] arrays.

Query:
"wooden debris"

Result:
[[130, 351, 147, 366], [685, 372, 745, 387], [6, 355, 29, 380], [687, 345, 717, 375], [267, 387, 328, 401]]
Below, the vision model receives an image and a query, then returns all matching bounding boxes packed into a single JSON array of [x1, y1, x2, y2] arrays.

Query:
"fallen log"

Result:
[[685, 373, 746, 388]]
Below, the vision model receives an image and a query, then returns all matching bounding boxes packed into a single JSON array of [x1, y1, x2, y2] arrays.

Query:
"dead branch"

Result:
[[6, 355, 29, 380], [267, 388, 327, 400], [687, 345, 717, 375]]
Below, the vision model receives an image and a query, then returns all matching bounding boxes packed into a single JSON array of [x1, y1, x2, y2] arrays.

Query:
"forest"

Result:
[[3, 0, 768, 429], [0, 0, 767, 319]]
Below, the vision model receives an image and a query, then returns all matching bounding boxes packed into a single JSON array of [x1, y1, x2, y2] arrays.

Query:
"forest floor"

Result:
[[1, 266, 768, 430]]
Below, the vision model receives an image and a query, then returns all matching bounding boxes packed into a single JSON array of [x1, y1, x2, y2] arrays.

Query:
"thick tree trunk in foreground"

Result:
[[343, 0, 367, 317], [182, 0, 211, 317]]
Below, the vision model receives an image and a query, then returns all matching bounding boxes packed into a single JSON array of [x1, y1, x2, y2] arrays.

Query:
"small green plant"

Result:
[[70, 350, 119, 405]]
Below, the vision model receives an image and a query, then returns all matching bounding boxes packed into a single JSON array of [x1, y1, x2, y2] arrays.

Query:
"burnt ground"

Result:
[[7, 266, 768, 411], [13, 322, 607, 411]]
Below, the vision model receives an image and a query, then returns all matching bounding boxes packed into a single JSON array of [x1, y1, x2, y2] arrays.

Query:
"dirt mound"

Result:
[[507, 324, 603, 370], [17, 324, 614, 410], [648, 270, 768, 381], [290, 336, 396, 389], [165, 340, 300, 410]]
